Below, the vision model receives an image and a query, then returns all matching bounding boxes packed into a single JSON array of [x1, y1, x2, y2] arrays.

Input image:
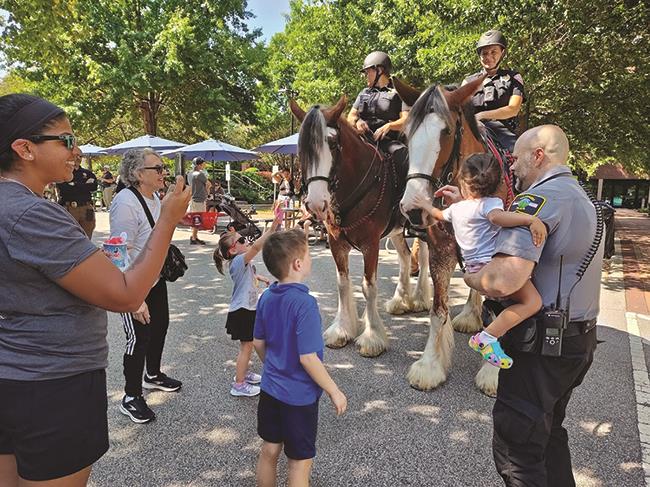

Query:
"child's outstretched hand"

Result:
[[329, 388, 347, 416], [256, 274, 271, 287], [411, 193, 434, 213], [528, 216, 547, 247]]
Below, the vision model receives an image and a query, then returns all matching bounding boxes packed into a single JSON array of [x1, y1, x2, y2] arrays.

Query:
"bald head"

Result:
[[518, 125, 569, 166]]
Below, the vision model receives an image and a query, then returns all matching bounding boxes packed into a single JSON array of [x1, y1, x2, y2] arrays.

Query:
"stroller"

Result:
[[213, 193, 262, 241], [181, 194, 262, 241]]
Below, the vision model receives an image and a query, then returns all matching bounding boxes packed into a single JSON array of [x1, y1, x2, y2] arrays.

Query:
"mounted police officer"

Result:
[[347, 51, 409, 168], [463, 30, 525, 152], [454, 125, 603, 486]]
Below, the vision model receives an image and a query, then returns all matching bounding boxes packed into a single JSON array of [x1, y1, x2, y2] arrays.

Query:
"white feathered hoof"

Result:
[[451, 308, 482, 333], [323, 323, 353, 349], [411, 296, 431, 314], [474, 361, 499, 397], [385, 295, 413, 315], [407, 357, 447, 391], [355, 328, 387, 357]]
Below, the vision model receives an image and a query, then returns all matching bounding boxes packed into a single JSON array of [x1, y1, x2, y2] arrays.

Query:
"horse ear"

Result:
[[323, 95, 347, 123], [392, 76, 422, 107], [446, 75, 485, 109], [289, 99, 306, 122]]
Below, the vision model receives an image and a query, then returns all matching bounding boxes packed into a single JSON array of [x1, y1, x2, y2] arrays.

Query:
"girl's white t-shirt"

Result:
[[442, 197, 504, 265]]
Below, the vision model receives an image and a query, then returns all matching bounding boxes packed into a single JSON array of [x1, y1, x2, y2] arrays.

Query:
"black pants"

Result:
[[483, 120, 516, 153], [492, 329, 597, 486], [121, 279, 169, 397]]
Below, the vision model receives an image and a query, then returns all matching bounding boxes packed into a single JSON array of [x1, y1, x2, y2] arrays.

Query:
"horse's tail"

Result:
[[298, 106, 326, 170]]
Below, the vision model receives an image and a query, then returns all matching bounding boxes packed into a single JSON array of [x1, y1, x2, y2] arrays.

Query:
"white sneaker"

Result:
[[232, 371, 262, 385], [230, 382, 261, 397]]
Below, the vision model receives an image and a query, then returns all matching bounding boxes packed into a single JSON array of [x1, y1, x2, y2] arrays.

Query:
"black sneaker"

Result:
[[143, 372, 182, 392], [119, 395, 155, 424]]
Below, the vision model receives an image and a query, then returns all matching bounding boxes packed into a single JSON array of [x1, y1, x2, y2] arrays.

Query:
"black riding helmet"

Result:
[[476, 30, 508, 55], [361, 51, 392, 75]]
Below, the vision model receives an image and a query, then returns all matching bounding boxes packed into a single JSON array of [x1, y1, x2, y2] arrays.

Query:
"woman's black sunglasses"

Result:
[[26, 134, 77, 150], [142, 165, 164, 174]]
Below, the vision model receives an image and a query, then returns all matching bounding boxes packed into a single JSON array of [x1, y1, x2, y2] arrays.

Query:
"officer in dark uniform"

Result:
[[463, 30, 525, 152], [461, 125, 603, 486], [347, 51, 409, 168], [57, 158, 98, 238]]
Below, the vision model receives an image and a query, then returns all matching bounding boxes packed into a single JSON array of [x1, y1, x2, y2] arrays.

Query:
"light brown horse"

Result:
[[394, 75, 506, 394], [289, 97, 432, 358]]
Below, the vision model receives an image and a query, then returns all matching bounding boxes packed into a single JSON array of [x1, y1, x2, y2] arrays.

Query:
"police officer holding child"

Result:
[[440, 125, 603, 486]]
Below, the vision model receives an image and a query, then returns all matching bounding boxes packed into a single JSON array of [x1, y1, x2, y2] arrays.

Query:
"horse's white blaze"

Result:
[[304, 126, 336, 221], [400, 113, 447, 224]]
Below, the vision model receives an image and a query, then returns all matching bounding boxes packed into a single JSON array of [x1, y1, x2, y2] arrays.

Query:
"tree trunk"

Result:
[[137, 92, 162, 135]]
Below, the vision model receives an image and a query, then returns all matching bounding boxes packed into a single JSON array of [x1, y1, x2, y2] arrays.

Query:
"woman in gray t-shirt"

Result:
[[0, 94, 190, 485]]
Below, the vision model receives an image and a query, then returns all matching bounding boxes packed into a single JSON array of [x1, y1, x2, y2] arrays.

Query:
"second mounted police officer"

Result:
[[464, 30, 525, 152], [347, 51, 409, 168]]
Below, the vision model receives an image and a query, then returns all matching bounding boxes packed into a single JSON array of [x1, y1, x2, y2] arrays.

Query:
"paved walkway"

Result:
[[616, 209, 650, 315], [614, 208, 650, 487]]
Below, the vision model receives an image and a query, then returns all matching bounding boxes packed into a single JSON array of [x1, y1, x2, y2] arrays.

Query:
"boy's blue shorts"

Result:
[[257, 390, 319, 460]]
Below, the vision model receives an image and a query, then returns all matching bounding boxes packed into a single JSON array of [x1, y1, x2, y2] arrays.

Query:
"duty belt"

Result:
[[564, 318, 597, 337], [62, 201, 92, 208]]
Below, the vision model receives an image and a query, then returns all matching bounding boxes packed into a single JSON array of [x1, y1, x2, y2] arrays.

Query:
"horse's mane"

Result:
[[406, 83, 482, 142], [298, 105, 326, 175]]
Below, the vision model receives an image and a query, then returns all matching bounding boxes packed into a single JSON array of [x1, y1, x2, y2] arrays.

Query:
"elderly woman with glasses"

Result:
[[109, 148, 182, 424], [0, 94, 190, 486]]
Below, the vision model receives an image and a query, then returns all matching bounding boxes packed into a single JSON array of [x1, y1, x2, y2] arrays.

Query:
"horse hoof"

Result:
[[323, 324, 352, 349], [474, 361, 499, 397], [385, 297, 412, 315], [451, 311, 482, 333], [355, 331, 387, 358], [407, 358, 447, 391], [411, 299, 431, 313]]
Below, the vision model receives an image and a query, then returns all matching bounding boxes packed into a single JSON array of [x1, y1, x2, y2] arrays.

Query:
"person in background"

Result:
[[0, 93, 190, 486], [56, 156, 98, 238], [110, 148, 184, 424], [189, 157, 211, 245], [100, 164, 116, 210]]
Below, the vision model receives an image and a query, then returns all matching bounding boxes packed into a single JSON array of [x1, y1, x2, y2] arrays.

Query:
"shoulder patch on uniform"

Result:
[[514, 73, 524, 85], [509, 193, 546, 216]]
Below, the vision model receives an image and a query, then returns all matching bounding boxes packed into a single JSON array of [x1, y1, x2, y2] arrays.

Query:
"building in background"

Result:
[[589, 163, 649, 209]]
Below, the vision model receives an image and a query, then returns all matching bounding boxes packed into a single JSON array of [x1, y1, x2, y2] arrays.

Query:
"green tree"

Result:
[[262, 0, 649, 173], [0, 0, 265, 145]]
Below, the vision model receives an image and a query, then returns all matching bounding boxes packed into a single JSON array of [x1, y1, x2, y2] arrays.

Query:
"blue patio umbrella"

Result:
[[79, 144, 107, 156], [162, 139, 260, 161], [253, 133, 298, 155], [106, 134, 186, 155]]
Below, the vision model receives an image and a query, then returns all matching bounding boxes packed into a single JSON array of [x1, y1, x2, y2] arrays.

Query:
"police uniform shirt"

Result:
[[494, 165, 604, 321], [464, 68, 525, 133], [57, 167, 98, 205], [352, 86, 409, 132]]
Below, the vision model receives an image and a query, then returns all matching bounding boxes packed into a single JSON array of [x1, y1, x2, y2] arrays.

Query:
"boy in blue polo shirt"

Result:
[[253, 228, 347, 486]]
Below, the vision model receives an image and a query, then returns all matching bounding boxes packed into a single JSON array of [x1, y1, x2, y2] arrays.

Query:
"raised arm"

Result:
[[56, 177, 191, 312], [243, 213, 282, 265], [488, 209, 547, 247]]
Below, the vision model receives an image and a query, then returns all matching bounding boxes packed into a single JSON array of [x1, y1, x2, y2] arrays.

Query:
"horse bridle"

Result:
[[404, 110, 464, 192], [302, 128, 341, 191]]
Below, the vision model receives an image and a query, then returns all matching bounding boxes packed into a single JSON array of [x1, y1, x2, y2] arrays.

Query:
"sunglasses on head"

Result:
[[26, 134, 77, 150], [230, 236, 246, 248], [142, 165, 164, 174]]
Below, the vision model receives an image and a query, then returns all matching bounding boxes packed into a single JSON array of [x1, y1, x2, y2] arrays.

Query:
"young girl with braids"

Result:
[[412, 153, 547, 369], [213, 212, 282, 397]]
